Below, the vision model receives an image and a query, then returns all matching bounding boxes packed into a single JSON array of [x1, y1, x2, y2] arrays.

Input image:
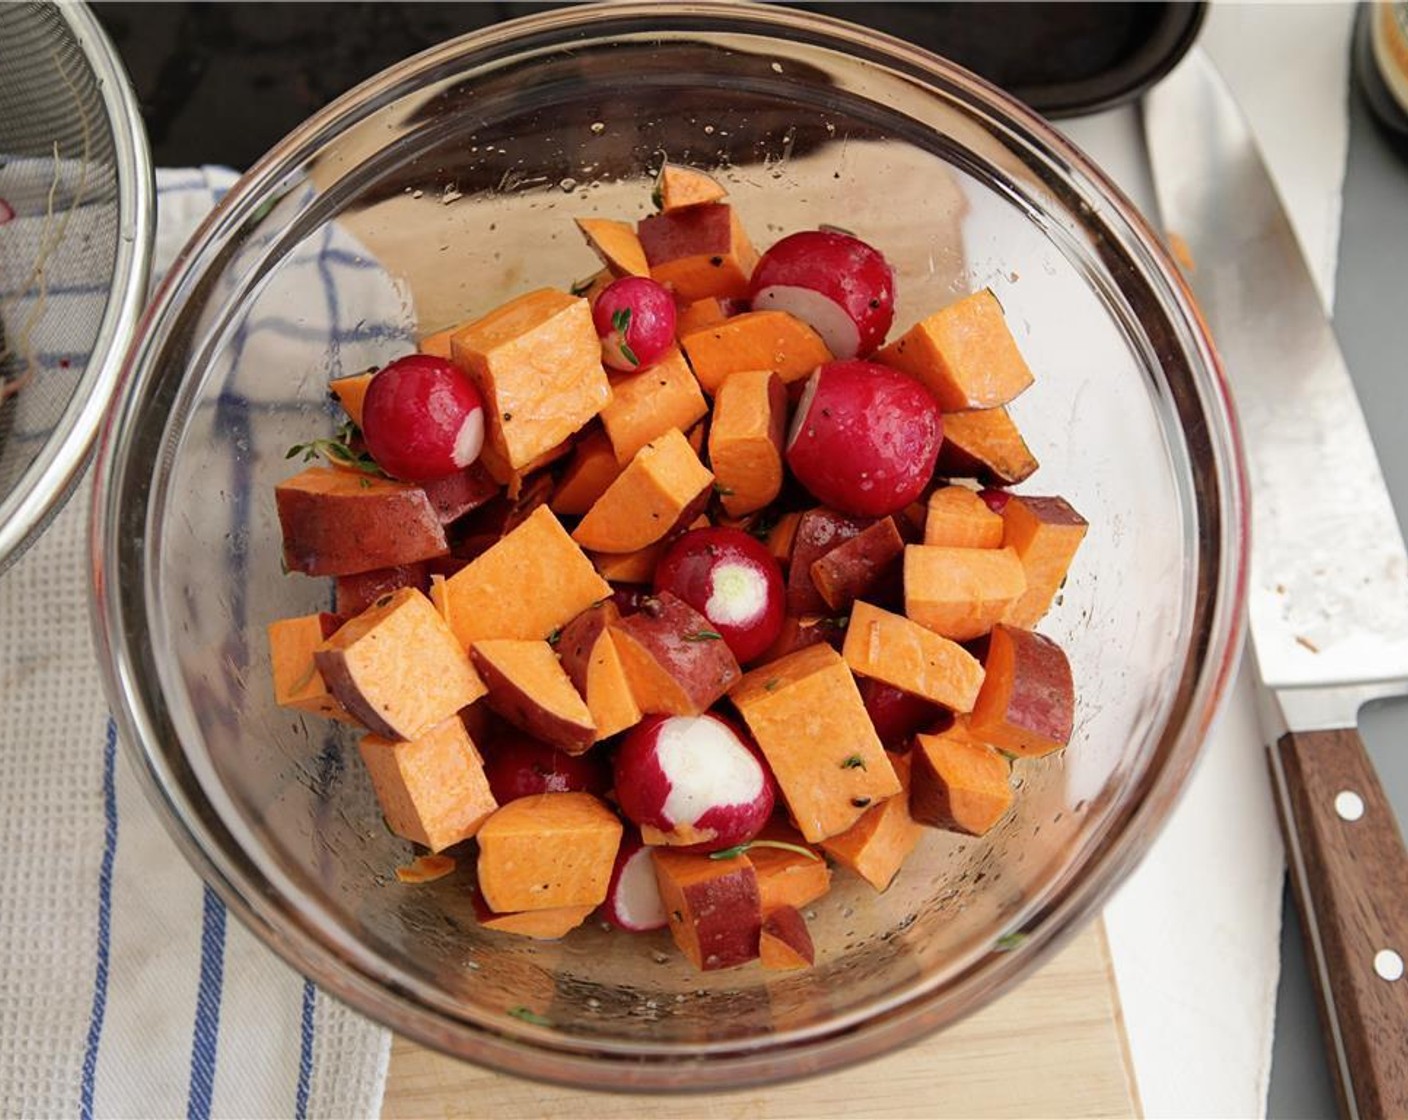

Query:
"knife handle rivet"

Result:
[[1374, 949, 1404, 982], [1334, 790, 1365, 821]]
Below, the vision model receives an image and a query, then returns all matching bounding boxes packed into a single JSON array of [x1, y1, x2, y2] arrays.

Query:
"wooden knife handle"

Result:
[[1273, 728, 1408, 1119]]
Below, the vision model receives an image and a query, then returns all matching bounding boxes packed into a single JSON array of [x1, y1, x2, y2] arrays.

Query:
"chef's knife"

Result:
[[1145, 49, 1408, 1119]]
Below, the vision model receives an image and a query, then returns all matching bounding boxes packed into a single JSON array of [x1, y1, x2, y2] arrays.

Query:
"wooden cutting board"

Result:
[[382, 918, 1139, 1119]]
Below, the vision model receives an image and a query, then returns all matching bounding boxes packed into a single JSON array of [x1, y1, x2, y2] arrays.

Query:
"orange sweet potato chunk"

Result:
[[600, 346, 708, 465], [418, 323, 460, 360], [936, 406, 1039, 486], [471, 891, 596, 940], [316, 588, 486, 741], [708, 369, 787, 517], [910, 724, 1014, 836], [653, 849, 761, 971], [269, 615, 356, 724], [433, 506, 610, 647], [470, 639, 597, 754], [276, 466, 449, 577], [588, 514, 708, 584], [557, 603, 643, 741], [760, 905, 815, 970], [657, 163, 728, 211], [731, 644, 899, 843], [924, 487, 1004, 549], [450, 288, 610, 471], [359, 715, 498, 851], [575, 217, 651, 278], [968, 624, 1074, 758], [609, 591, 741, 716], [680, 310, 833, 395], [639, 203, 758, 302], [820, 752, 924, 891], [571, 428, 713, 554], [675, 296, 731, 338], [746, 820, 831, 914], [328, 371, 374, 428], [903, 544, 1027, 642], [475, 792, 623, 912], [765, 510, 803, 565], [999, 495, 1089, 628], [876, 289, 1034, 411], [842, 600, 985, 714], [550, 429, 622, 516]]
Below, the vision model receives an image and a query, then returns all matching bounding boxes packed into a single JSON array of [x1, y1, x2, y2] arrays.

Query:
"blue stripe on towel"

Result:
[[78, 718, 120, 1120], [294, 980, 317, 1119], [186, 886, 227, 1120]]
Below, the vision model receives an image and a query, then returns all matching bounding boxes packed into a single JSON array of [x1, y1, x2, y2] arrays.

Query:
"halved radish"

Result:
[[786, 360, 943, 517], [748, 229, 895, 358], [602, 831, 667, 932], [591, 275, 677, 371], [653, 527, 785, 663], [613, 713, 775, 853], [361, 353, 485, 482]]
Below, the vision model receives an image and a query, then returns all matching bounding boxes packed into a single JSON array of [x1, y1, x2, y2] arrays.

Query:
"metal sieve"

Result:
[[0, 1, 152, 572]]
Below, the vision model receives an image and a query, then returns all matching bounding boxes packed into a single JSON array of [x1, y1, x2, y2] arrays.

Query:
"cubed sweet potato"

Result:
[[903, 544, 1027, 642], [757, 613, 846, 664], [653, 848, 761, 971], [450, 288, 610, 472], [276, 466, 449, 577], [809, 516, 905, 612], [609, 591, 741, 715], [936, 406, 1039, 486], [315, 587, 486, 741], [599, 346, 708, 465], [675, 296, 731, 338], [638, 202, 758, 302], [999, 495, 1089, 627], [787, 507, 871, 615], [433, 506, 611, 647], [680, 310, 832, 395], [268, 615, 356, 724], [335, 562, 429, 618], [328, 371, 374, 428], [588, 514, 709, 585], [470, 640, 597, 754], [417, 324, 460, 360], [820, 752, 924, 891], [550, 428, 622, 517], [475, 792, 623, 912], [470, 890, 597, 940], [746, 820, 831, 914], [968, 624, 1074, 758], [765, 510, 803, 565], [571, 428, 713, 554], [731, 644, 899, 843], [875, 289, 1034, 411], [556, 602, 643, 742], [657, 163, 728, 211], [575, 217, 651, 278], [759, 905, 815, 970], [419, 462, 501, 525], [910, 723, 1014, 835], [842, 600, 985, 713], [360, 715, 498, 852], [923, 486, 1004, 549], [708, 369, 787, 517]]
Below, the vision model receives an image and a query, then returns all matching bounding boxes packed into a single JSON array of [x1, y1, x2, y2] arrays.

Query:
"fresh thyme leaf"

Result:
[[816, 615, 850, 631], [570, 274, 598, 297], [682, 629, 723, 642], [619, 340, 639, 367], [763, 678, 781, 692], [284, 434, 386, 477], [840, 755, 866, 770], [994, 931, 1027, 953], [612, 306, 632, 334], [746, 508, 780, 541], [708, 839, 819, 862], [507, 1005, 553, 1027], [712, 482, 736, 497], [547, 627, 562, 647], [650, 183, 664, 211]]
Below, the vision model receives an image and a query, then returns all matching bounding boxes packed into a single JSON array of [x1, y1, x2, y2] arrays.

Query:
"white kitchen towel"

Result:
[[0, 167, 391, 1119]]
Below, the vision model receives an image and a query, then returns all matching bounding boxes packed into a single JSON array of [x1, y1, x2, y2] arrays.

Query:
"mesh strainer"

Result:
[[0, 1, 153, 573]]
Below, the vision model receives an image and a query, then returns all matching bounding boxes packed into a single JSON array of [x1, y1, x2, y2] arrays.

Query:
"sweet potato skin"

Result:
[[809, 516, 905, 612], [609, 592, 742, 715], [653, 849, 762, 971], [760, 905, 815, 969], [556, 602, 643, 741], [787, 508, 871, 615], [470, 640, 597, 754], [968, 624, 1074, 757]]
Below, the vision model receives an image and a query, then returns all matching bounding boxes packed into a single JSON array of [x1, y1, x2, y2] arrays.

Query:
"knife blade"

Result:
[[1144, 49, 1408, 1120]]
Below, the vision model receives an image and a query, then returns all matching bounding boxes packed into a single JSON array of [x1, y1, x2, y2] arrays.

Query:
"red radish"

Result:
[[748, 229, 895, 358], [654, 527, 785, 663], [591, 276, 677, 371], [613, 713, 775, 853], [361, 353, 485, 482], [977, 487, 1011, 513], [602, 831, 667, 932], [786, 360, 943, 518], [0, 198, 13, 225], [481, 734, 611, 804]]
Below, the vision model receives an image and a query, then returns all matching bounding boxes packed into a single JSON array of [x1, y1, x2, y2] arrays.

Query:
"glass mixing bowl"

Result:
[[91, 2, 1246, 1091]]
